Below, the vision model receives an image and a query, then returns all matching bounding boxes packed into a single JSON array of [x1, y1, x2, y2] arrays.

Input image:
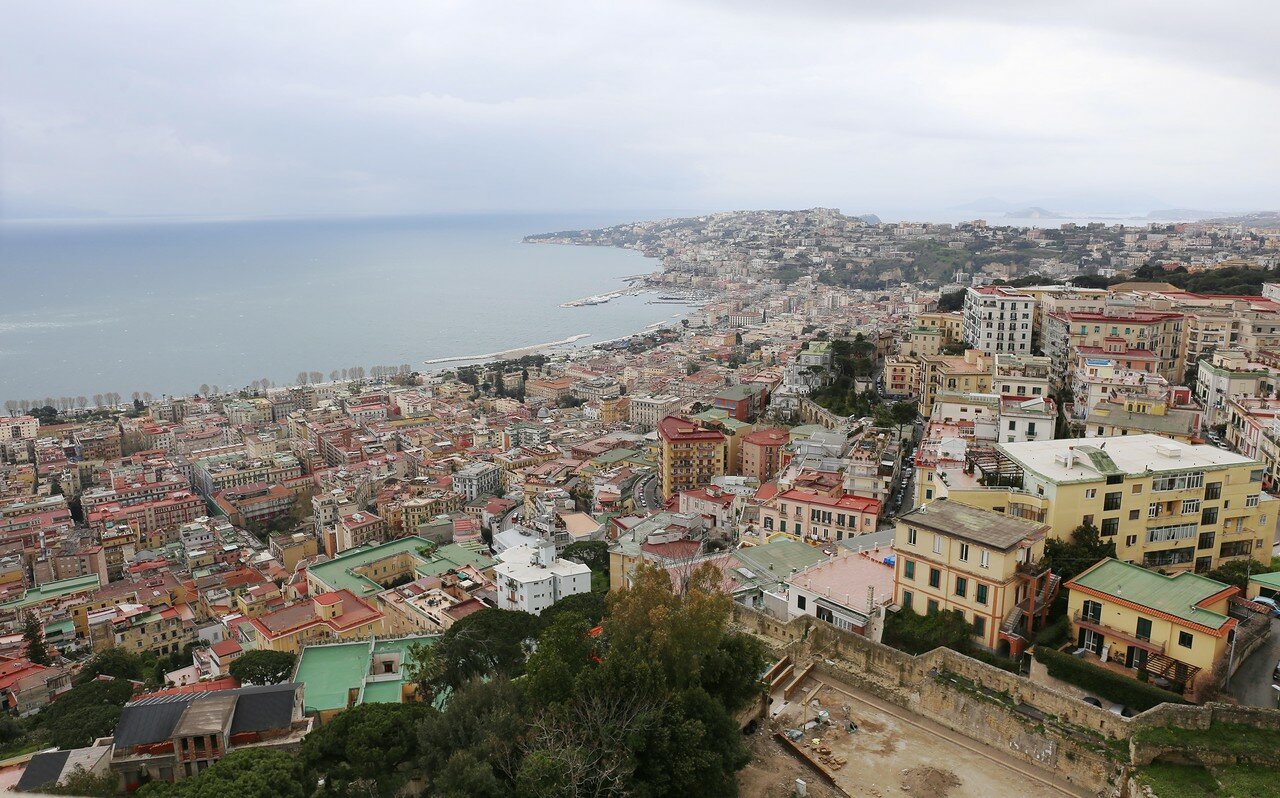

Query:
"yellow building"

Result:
[[946, 435, 1270, 574], [599, 396, 629, 424], [894, 501, 1056, 656], [1085, 397, 1199, 443], [1065, 558, 1237, 694], [240, 591, 385, 654], [901, 311, 963, 359], [917, 349, 991, 417], [657, 416, 727, 499]]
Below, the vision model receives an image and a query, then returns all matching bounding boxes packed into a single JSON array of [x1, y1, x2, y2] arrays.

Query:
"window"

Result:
[[1182, 499, 1200, 515], [1131, 483, 1143, 494], [1082, 600, 1102, 623], [904, 560, 916, 580], [1202, 507, 1219, 526], [796, 595, 806, 610], [927, 599, 939, 615], [1198, 532, 1216, 550], [1136, 617, 1152, 641], [902, 590, 913, 610], [1148, 502, 1160, 519], [908, 527, 917, 545], [954, 577, 968, 597], [764, 517, 773, 530], [1126, 534, 1138, 547], [1178, 631, 1194, 649], [1205, 482, 1222, 500], [928, 568, 941, 589], [1147, 522, 1197, 543], [1246, 494, 1260, 508], [976, 583, 989, 605], [1101, 518, 1119, 537], [1221, 540, 1252, 558], [1129, 509, 1140, 521], [1104, 492, 1122, 511], [979, 550, 990, 568], [933, 535, 943, 554], [959, 543, 970, 562], [1152, 472, 1205, 492], [973, 615, 986, 639], [1083, 514, 1095, 526], [1008, 420, 1016, 431], [1251, 469, 1265, 483], [1085, 489, 1097, 500]]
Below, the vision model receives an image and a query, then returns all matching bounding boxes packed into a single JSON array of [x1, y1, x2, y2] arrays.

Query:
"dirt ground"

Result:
[[739, 672, 1089, 798]]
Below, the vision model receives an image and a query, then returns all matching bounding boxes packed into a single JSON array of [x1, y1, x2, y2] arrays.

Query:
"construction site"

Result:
[[739, 656, 1092, 798]]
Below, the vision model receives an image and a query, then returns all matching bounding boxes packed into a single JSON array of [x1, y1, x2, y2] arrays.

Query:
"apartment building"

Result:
[[901, 311, 963, 358], [628, 394, 685, 429], [1066, 558, 1237, 695], [452, 461, 502, 501], [192, 452, 302, 497], [1196, 349, 1279, 427], [945, 436, 1270, 574], [894, 501, 1056, 655], [992, 352, 1051, 399], [962, 285, 1035, 354], [493, 541, 591, 615], [917, 349, 992, 417], [740, 427, 790, 482], [881, 357, 919, 399], [240, 590, 384, 654], [0, 416, 38, 444], [657, 416, 727, 500], [759, 488, 880, 544], [1042, 308, 1184, 388]]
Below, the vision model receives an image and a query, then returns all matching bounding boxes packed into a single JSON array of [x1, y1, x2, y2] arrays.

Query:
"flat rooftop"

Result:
[[998, 435, 1258, 483]]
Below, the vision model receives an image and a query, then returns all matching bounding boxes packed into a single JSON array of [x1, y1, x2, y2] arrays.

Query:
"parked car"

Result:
[[1253, 596, 1280, 617]]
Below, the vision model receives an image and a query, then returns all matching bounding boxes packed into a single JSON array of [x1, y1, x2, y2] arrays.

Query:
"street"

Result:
[[1226, 617, 1280, 708]]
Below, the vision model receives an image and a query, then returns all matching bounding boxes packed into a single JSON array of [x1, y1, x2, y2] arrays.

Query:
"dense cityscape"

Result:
[[0, 208, 1279, 796]]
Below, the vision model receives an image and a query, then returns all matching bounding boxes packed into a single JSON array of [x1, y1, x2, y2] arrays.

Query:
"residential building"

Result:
[[917, 349, 992, 417], [786, 547, 895, 637], [240, 591, 384, 654], [452, 462, 502, 501], [759, 488, 880, 543], [894, 501, 1056, 655], [739, 427, 790, 482], [657, 416, 727, 500], [1196, 349, 1279, 427], [962, 285, 1035, 354], [943, 435, 1270, 574], [628, 394, 685, 429], [493, 540, 591, 615], [292, 635, 438, 724], [1066, 558, 1237, 695]]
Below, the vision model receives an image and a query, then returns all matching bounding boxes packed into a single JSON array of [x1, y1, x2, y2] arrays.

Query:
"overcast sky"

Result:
[[3, 1, 1277, 220]]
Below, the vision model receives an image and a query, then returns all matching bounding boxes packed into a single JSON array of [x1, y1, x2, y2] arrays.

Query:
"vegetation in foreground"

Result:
[[137, 562, 767, 798]]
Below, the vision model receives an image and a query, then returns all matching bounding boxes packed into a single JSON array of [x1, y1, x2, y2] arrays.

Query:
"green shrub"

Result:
[[1034, 645, 1186, 711], [1034, 616, 1070, 649], [883, 609, 972, 655], [967, 648, 1022, 674]]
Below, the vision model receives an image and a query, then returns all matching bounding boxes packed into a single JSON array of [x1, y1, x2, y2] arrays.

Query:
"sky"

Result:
[[2, 1, 1278, 221]]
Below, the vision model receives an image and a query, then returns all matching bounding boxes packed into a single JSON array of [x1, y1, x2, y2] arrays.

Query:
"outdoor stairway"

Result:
[[1000, 606, 1024, 635]]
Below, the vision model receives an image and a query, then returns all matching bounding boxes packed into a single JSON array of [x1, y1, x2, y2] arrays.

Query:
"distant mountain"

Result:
[[1003, 207, 1066, 220], [855, 213, 881, 225], [1202, 210, 1280, 227]]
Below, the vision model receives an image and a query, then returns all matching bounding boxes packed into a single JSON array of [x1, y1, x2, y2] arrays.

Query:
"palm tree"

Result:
[[199, 384, 210, 396]]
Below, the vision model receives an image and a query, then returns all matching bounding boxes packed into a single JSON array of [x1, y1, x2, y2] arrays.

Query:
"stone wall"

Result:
[[733, 603, 1280, 796]]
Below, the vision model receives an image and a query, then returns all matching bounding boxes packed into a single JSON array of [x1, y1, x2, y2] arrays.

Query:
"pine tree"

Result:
[[23, 612, 50, 665]]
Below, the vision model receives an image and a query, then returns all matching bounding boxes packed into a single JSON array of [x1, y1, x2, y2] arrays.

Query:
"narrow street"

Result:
[[1226, 618, 1280, 707]]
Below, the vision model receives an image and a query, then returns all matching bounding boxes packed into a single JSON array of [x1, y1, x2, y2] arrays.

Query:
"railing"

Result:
[[1071, 611, 1166, 654]]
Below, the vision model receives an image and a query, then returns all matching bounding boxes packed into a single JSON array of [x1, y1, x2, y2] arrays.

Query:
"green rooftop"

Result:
[[1071, 559, 1233, 630], [0, 573, 101, 610], [691, 408, 751, 432], [308, 536, 496, 596], [294, 635, 439, 714], [1073, 445, 1123, 476], [1249, 571, 1280, 593], [731, 540, 827, 587]]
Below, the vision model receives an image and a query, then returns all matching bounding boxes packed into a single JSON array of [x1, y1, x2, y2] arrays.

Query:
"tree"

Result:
[[36, 764, 118, 798], [418, 680, 525, 795], [937, 289, 966, 312], [301, 703, 433, 797], [229, 649, 296, 685], [1206, 558, 1276, 591], [883, 608, 973, 655], [83, 647, 146, 680], [1041, 522, 1117, 584], [38, 679, 135, 749], [137, 749, 306, 798], [432, 608, 540, 687], [539, 590, 607, 628], [23, 612, 50, 665]]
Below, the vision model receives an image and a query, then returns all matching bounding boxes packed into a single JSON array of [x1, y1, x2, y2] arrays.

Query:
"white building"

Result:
[[628, 394, 684, 429], [453, 462, 502, 501], [963, 286, 1035, 354], [493, 541, 592, 615], [0, 415, 38, 443]]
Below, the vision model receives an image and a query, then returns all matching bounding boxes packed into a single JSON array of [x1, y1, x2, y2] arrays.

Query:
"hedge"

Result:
[[1034, 645, 1187, 711]]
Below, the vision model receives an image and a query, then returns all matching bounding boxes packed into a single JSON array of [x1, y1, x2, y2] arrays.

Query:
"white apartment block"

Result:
[[493, 541, 591, 615], [963, 286, 1035, 354]]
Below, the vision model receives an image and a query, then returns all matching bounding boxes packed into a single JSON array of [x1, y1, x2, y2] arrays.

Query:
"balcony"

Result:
[[1072, 611, 1166, 655]]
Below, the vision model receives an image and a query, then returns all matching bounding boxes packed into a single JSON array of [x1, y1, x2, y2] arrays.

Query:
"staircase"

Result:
[[1000, 605, 1024, 635], [1034, 574, 1062, 611]]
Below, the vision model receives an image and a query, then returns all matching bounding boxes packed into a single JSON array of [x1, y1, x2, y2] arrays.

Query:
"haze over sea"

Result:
[[0, 213, 672, 401]]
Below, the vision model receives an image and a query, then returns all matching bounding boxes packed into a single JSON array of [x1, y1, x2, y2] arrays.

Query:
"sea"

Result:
[[0, 213, 677, 402]]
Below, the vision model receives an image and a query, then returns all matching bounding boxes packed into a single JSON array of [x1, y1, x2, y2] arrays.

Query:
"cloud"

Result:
[[1, 0, 1276, 219]]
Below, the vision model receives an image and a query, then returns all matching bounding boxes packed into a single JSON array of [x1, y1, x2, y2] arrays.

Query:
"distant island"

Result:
[[1003, 207, 1066, 220]]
